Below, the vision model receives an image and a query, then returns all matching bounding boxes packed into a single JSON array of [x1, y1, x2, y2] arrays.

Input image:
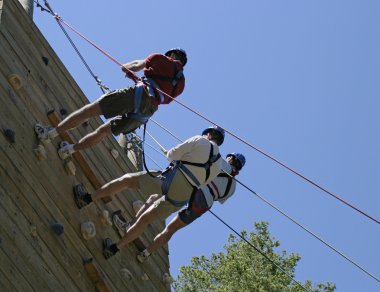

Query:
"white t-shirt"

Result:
[[166, 135, 222, 187], [201, 159, 237, 208]]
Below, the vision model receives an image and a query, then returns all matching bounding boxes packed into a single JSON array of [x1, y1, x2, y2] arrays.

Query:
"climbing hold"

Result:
[[51, 223, 64, 235], [162, 272, 173, 284], [82, 119, 89, 128], [141, 273, 149, 281], [81, 221, 96, 240], [110, 148, 119, 159], [34, 144, 47, 161], [120, 268, 133, 281], [30, 225, 38, 237], [60, 108, 68, 118], [64, 159, 76, 176], [41, 56, 49, 66], [7, 74, 23, 91], [132, 200, 144, 214], [3, 129, 16, 144], [100, 210, 112, 226]]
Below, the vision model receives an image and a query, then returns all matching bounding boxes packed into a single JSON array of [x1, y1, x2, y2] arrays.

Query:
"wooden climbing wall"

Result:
[[0, 0, 171, 290]]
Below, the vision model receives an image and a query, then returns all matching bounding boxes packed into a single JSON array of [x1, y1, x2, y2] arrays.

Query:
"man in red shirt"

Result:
[[34, 48, 187, 159]]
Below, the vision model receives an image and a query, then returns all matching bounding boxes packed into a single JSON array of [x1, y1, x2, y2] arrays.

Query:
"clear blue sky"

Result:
[[34, 1, 380, 291]]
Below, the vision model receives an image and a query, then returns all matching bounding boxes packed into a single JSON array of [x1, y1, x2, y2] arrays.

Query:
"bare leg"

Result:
[[146, 214, 187, 254], [91, 174, 140, 202], [73, 122, 113, 151], [134, 194, 160, 222], [56, 101, 102, 134], [117, 204, 159, 250]]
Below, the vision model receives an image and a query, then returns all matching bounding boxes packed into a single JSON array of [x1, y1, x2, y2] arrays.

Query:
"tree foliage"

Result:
[[173, 222, 335, 292]]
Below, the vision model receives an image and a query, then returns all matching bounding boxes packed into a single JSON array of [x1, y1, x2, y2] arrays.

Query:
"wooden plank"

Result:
[[47, 110, 111, 203], [0, 105, 131, 292], [0, 64, 168, 292], [0, 202, 66, 291], [44, 111, 169, 270], [0, 248, 34, 292], [0, 177, 87, 291], [83, 258, 111, 292], [0, 1, 170, 289]]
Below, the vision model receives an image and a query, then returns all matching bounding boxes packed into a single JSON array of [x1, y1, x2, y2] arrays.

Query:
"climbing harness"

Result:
[[179, 144, 221, 187], [209, 173, 234, 200], [35, 2, 380, 283], [158, 143, 221, 207], [144, 62, 184, 101], [159, 163, 196, 207]]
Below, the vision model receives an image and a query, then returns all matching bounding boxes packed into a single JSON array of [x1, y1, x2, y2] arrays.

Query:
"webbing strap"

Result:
[[178, 161, 202, 187], [143, 77, 165, 103], [161, 164, 191, 207], [165, 195, 188, 208], [207, 184, 216, 200], [221, 177, 233, 199], [216, 172, 234, 199], [129, 83, 150, 123], [181, 144, 221, 182], [134, 83, 144, 114]]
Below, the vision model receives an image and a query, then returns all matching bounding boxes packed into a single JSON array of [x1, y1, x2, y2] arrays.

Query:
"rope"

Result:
[[155, 97, 380, 226], [150, 118, 183, 142], [35, 1, 109, 94], [147, 120, 380, 283], [35, 3, 379, 281], [37, 1, 380, 225], [208, 210, 310, 292], [142, 132, 311, 290]]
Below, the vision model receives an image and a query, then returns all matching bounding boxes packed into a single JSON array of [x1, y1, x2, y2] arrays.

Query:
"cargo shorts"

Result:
[[127, 169, 195, 221], [178, 188, 210, 224], [98, 86, 157, 135]]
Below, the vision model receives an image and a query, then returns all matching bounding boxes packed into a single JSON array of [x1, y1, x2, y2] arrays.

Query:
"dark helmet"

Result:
[[202, 126, 225, 146], [226, 153, 246, 171], [165, 48, 187, 66]]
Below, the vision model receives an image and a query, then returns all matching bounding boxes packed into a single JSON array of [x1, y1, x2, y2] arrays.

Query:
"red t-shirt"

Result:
[[144, 53, 185, 104]]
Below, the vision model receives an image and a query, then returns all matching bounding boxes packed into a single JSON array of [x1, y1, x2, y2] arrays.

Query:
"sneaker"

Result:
[[73, 184, 91, 209], [136, 252, 148, 263], [103, 238, 116, 259], [34, 123, 53, 144], [58, 141, 73, 160], [112, 211, 131, 237]]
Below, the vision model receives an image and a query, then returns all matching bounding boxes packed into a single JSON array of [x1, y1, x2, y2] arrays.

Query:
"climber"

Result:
[[136, 153, 246, 263], [72, 126, 225, 259], [34, 48, 187, 159]]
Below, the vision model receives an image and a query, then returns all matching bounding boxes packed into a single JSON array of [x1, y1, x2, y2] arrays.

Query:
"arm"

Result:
[[166, 136, 197, 162], [121, 59, 146, 73]]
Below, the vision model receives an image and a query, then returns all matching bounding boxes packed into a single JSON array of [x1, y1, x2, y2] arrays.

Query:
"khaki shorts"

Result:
[[98, 87, 157, 135], [127, 170, 195, 221]]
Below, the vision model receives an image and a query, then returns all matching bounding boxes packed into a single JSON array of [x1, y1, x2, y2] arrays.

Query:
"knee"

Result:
[[157, 228, 173, 243], [146, 194, 160, 205], [118, 175, 139, 189], [96, 123, 112, 135]]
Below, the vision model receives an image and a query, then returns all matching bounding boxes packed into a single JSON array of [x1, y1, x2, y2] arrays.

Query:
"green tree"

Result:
[[173, 222, 335, 292]]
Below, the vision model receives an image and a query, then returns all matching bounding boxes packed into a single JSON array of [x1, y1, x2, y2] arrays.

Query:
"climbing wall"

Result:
[[0, 0, 171, 290]]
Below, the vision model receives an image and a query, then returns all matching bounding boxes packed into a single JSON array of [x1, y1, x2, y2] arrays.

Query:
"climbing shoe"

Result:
[[136, 252, 149, 263], [112, 210, 131, 238], [103, 238, 117, 259], [58, 141, 73, 160], [73, 184, 92, 209]]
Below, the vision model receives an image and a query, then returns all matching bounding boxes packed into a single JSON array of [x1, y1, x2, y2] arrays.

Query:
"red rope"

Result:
[[54, 16, 140, 84], [55, 16, 380, 226]]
